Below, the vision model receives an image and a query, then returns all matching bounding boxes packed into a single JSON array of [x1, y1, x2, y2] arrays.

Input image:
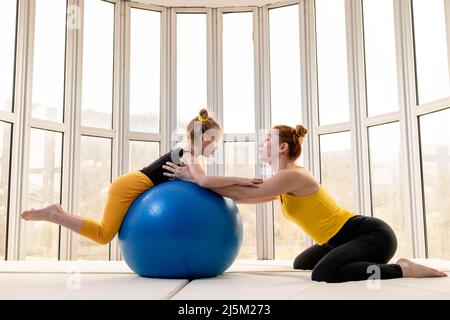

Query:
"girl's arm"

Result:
[[163, 160, 301, 201], [163, 155, 262, 189]]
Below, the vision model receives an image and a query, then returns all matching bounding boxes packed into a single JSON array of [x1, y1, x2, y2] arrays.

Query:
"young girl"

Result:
[[21, 109, 261, 244], [164, 124, 447, 282]]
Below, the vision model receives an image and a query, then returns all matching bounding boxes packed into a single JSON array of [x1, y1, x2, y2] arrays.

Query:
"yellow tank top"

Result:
[[279, 166, 356, 245]]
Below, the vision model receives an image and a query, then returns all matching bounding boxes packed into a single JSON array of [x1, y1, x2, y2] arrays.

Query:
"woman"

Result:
[[21, 109, 261, 244], [163, 124, 447, 283]]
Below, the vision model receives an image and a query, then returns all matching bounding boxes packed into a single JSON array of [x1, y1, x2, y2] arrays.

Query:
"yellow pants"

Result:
[[79, 171, 154, 244]]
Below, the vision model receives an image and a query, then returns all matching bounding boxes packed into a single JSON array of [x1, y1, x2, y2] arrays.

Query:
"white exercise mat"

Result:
[[0, 273, 188, 300]]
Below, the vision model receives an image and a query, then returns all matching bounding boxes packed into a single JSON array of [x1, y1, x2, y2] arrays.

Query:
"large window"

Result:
[[420, 108, 450, 258], [274, 200, 309, 259], [23, 129, 63, 260], [412, 0, 450, 104], [129, 8, 160, 133], [0, 0, 17, 113], [2, 0, 449, 263], [75, 0, 115, 261], [0, 122, 12, 259], [75, 136, 112, 260], [129, 141, 160, 172], [223, 12, 254, 133], [224, 142, 256, 259], [319, 132, 353, 211], [368, 123, 406, 257], [81, 0, 114, 129], [176, 13, 207, 130], [222, 11, 257, 259], [31, 0, 66, 122], [315, 0, 350, 125], [269, 5, 301, 128], [363, 0, 399, 116], [269, 4, 305, 259]]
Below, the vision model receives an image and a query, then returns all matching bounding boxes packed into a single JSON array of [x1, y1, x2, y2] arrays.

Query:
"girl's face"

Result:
[[193, 130, 222, 158], [202, 139, 218, 158]]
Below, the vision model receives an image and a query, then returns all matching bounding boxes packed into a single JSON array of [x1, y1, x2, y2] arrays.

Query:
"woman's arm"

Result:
[[189, 163, 261, 188], [163, 156, 262, 189], [209, 170, 298, 201], [235, 196, 278, 204]]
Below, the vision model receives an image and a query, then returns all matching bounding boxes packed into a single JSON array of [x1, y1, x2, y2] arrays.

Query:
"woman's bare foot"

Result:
[[397, 258, 447, 278], [21, 204, 66, 222]]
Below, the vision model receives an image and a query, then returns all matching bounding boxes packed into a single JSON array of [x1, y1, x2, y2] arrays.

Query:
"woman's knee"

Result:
[[311, 265, 339, 283], [293, 254, 313, 270], [293, 244, 332, 270]]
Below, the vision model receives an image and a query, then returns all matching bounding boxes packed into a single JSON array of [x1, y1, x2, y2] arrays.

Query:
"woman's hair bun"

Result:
[[294, 124, 308, 138]]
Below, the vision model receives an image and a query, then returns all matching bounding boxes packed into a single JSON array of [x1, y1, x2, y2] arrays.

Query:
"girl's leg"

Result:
[[311, 217, 446, 283], [293, 244, 333, 270], [21, 172, 153, 244], [21, 204, 85, 233]]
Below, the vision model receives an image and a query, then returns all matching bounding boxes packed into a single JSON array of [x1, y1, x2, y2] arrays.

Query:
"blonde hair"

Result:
[[186, 108, 222, 141]]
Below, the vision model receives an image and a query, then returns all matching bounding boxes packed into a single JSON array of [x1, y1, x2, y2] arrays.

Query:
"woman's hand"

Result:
[[235, 177, 264, 188], [163, 162, 194, 182]]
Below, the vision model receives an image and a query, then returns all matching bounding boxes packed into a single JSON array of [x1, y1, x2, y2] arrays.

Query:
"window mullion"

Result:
[[395, 0, 426, 258], [7, 0, 30, 260]]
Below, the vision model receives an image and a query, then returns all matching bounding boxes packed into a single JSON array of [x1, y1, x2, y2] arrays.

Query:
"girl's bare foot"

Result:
[[397, 258, 447, 278], [21, 204, 66, 222]]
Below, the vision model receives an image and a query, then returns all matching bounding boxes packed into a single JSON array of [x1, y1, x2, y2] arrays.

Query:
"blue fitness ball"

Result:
[[118, 180, 243, 279]]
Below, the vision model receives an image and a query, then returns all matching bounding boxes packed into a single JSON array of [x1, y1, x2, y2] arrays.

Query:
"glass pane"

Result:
[[223, 12, 255, 133], [0, 0, 17, 113], [81, 0, 114, 129], [368, 122, 406, 258], [76, 136, 112, 260], [412, 0, 450, 104], [269, 5, 302, 128], [23, 129, 63, 260], [319, 132, 353, 211], [130, 8, 160, 133], [31, 0, 66, 122], [420, 108, 450, 258], [363, 0, 399, 116], [316, 0, 350, 125], [274, 200, 309, 260], [129, 141, 160, 172], [224, 142, 256, 259], [176, 13, 207, 131], [0, 122, 12, 259]]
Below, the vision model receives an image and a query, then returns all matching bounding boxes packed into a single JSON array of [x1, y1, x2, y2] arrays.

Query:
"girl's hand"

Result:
[[236, 178, 264, 188], [163, 162, 194, 182]]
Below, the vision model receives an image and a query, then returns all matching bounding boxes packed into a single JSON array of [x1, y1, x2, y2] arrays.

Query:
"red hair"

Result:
[[272, 124, 308, 160]]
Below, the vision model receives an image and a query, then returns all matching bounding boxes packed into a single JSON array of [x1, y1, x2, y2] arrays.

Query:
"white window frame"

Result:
[[119, 1, 167, 259], [5, 0, 449, 261], [3, 0, 22, 260], [217, 6, 263, 258]]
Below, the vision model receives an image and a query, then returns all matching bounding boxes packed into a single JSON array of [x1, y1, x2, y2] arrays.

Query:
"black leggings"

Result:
[[293, 215, 403, 283]]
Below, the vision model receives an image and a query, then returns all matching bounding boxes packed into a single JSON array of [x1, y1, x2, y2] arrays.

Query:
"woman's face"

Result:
[[258, 131, 275, 164]]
